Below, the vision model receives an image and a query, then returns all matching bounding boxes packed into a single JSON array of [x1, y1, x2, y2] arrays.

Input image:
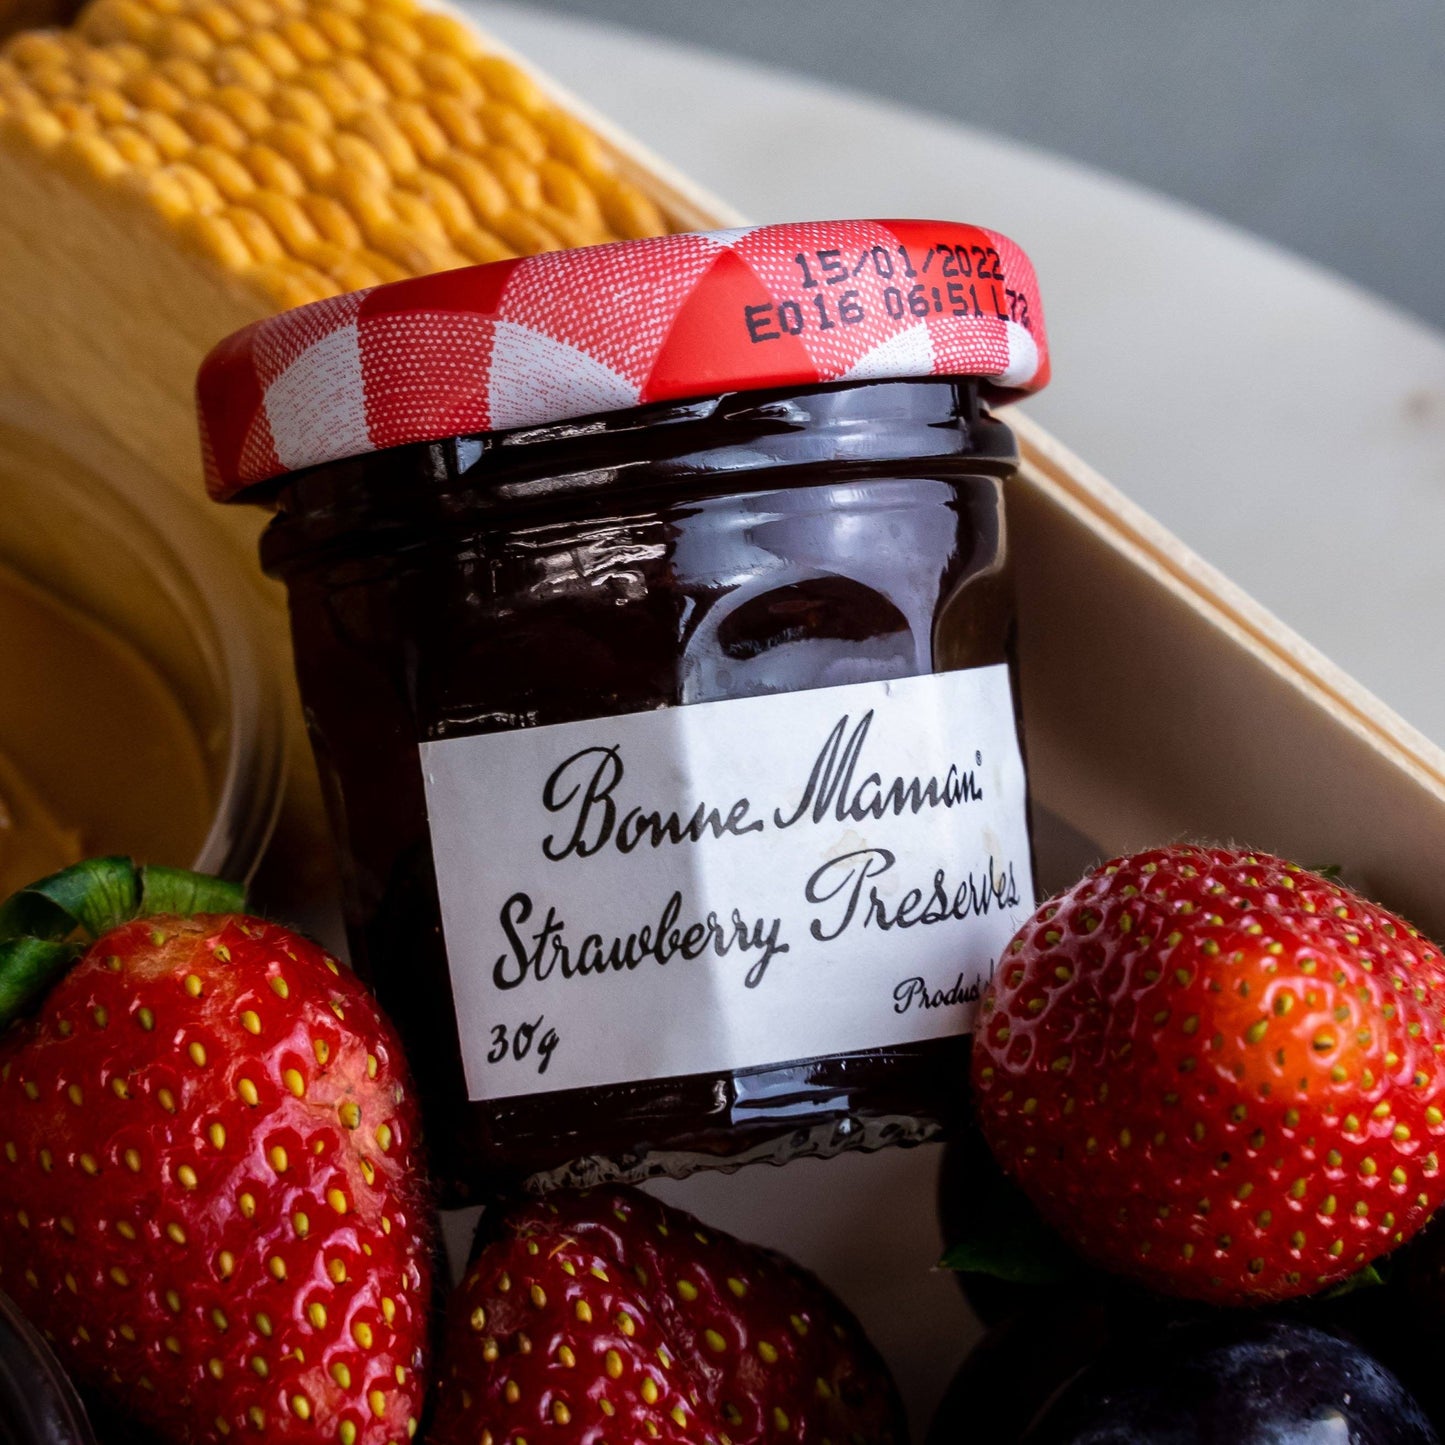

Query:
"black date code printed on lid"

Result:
[[742, 237, 1035, 346]]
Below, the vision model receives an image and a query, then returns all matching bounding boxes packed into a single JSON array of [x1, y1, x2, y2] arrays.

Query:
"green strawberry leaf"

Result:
[[938, 1145, 1087, 1286], [140, 865, 245, 919], [0, 937, 84, 1029], [939, 1223, 1083, 1286], [1318, 1261, 1387, 1300], [0, 887, 73, 944], [0, 857, 246, 1032], [0, 856, 139, 942]]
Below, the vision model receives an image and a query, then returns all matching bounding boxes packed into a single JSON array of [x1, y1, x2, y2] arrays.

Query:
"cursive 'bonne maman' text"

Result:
[[541, 746, 764, 861], [773, 710, 982, 829], [539, 710, 985, 863]]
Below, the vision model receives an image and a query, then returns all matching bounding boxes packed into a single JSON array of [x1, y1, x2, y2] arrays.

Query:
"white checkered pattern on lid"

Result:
[[198, 219, 1049, 500]]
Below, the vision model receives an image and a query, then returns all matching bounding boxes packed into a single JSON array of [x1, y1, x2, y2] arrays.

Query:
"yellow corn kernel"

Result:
[[77, 0, 160, 48], [0, 90, 41, 128], [277, 17, 332, 64], [491, 206, 563, 257], [256, 255, 335, 305], [153, 15, 218, 63], [123, 69, 188, 112], [538, 158, 603, 226], [156, 57, 211, 98], [431, 148, 508, 220], [365, 45, 421, 100], [360, 8, 421, 57], [105, 123, 163, 165], [58, 130, 128, 180], [177, 101, 248, 148], [478, 101, 545, 164], [296, 240, 379, 288], [49, 99, 104, 134], [414, 10, 474, 55], [163, 161, 227, 211], [407, 170, 472, 239], [480, 142, 542, 209], [596, 174, 667, 239], [211, 43, 276, 93], [211, 83, 272, 134], [270, 81, 333, 131], [355, 246, 407, 282], [322, 167, 393, 238], [265, 117, 335, 183], [247, 187, 320, 249], [191, 3, 248, 44], [473, 53, 546, 113], [343, 105, 416, 175], [193, 142, 258, 198], [1, 85, 43, 125], [119, 166, 195, 220], [298, 190, 362, 246], [454, 225, 512, 266], [241, 141, 304, 195], [370, 215, 461, 273], [383, 98, 445, 163], [426, 91, 483, 149], [312, 10, 365, 54], [7, 33, 73, 69], [226, 203, 285, 260], [132, 109, 194, 158], [247, 30, 303, 79], [532, 203, 593, 250], [293, 62, 357, 116], [74, 49, 131, 86], [179, 209, 252, 268], [329, 53, 385, 104], [386, 187, 448, 242], [80, 84, 129, 122], [28, 65, 80, 100], [414, 49, 471, 96]]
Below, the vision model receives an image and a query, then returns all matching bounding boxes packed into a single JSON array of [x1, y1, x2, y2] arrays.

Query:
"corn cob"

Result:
[[0, 0, 669, 308]]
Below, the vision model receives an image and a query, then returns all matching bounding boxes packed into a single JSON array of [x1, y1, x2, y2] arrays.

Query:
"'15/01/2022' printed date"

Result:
[[743, 241, 1035, 345]]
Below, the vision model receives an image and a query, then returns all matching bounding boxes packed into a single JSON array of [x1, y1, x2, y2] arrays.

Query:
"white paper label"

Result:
[[420, 666, 1034, 1101]]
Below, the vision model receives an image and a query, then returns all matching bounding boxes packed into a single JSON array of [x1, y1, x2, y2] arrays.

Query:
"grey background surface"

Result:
[[514, 0, 1445, 334]]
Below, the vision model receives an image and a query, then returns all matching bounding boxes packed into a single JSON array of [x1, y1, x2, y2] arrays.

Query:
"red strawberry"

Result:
[[430, 1186, 905, 1445], [971, 844, 1445, 1304], [0, 859, 433, 1445]]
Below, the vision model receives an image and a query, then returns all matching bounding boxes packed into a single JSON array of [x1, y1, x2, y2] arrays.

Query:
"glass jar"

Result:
[[0, 394, 284, 896], [200, 219, 1050, 1202]]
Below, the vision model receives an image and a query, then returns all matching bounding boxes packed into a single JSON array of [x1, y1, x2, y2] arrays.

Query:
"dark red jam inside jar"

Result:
[[199, 220, 1051, 1202]]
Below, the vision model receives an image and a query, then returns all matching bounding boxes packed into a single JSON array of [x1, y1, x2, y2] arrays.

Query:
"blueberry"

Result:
[[1020, 1316, 1436, 1444], [926, 1298, 1111, 1445]]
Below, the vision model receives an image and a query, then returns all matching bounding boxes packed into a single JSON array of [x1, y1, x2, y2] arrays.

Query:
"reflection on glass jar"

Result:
[[0, 397, 283, 896]]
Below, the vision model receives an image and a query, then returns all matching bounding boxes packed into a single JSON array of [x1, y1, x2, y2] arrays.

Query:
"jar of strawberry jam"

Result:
[[198, 219, 1050, 1202]]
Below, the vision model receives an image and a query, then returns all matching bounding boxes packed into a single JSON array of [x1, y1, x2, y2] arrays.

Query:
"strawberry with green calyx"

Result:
[[0, 856, 433, 1445], [430, 1185, 906, 1445], [971, 844, 1445, 1306], [0, 855, 245, 1025]]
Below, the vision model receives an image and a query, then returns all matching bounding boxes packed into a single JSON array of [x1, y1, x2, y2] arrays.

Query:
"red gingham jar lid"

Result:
[[197, 218, 1049, 502]]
